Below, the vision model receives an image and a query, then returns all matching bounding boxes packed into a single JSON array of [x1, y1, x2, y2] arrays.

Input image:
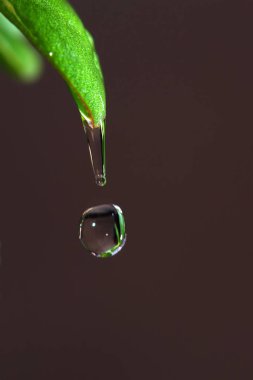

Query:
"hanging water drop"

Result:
[[83, 119, 106, 187], [79, 204, 126, 258]]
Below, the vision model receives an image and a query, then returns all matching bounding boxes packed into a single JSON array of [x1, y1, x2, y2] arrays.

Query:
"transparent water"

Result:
[[83, 120, 106, 187], [79, 204, 126, 258]]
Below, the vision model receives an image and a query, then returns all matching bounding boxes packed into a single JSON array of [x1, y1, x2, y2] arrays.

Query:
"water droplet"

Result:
[[79, 204, 126, 258], [83, 119, 106, 187]]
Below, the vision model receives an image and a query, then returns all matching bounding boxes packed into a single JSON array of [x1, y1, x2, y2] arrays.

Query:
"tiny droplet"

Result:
[[79, 204, 126, 258]]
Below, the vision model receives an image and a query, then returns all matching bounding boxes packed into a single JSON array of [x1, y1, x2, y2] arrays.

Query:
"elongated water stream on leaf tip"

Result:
[[83, 119, 106, 187], [79, 204, 126, 258]]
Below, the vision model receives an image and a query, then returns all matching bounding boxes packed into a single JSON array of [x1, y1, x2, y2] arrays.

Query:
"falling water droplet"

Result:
[[79, 204, 126, 258], [83, 119, 106, 187]]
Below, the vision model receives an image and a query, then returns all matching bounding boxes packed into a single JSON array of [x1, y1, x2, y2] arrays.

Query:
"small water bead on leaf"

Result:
[[79, 204, 126, 258]]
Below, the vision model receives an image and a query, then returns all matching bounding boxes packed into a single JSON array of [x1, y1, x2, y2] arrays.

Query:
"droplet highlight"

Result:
[[79, 204, 126, 258], [83, 120, 106, 187]]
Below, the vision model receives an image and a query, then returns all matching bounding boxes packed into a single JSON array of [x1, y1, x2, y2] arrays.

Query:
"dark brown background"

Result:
[[1, 0, 253, 379]]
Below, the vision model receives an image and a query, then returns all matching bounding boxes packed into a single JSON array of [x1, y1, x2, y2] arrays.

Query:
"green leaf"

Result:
[[0, 0, 106, 127], [0, 13, 42, 82]]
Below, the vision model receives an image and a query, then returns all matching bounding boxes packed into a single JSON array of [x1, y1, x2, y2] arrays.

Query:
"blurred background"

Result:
[[1, 0, 253, 378]]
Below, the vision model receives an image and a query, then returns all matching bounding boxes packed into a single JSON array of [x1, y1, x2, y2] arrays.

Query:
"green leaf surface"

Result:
[[0, 0, 106, 127], [0, 12, 42, 81]]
